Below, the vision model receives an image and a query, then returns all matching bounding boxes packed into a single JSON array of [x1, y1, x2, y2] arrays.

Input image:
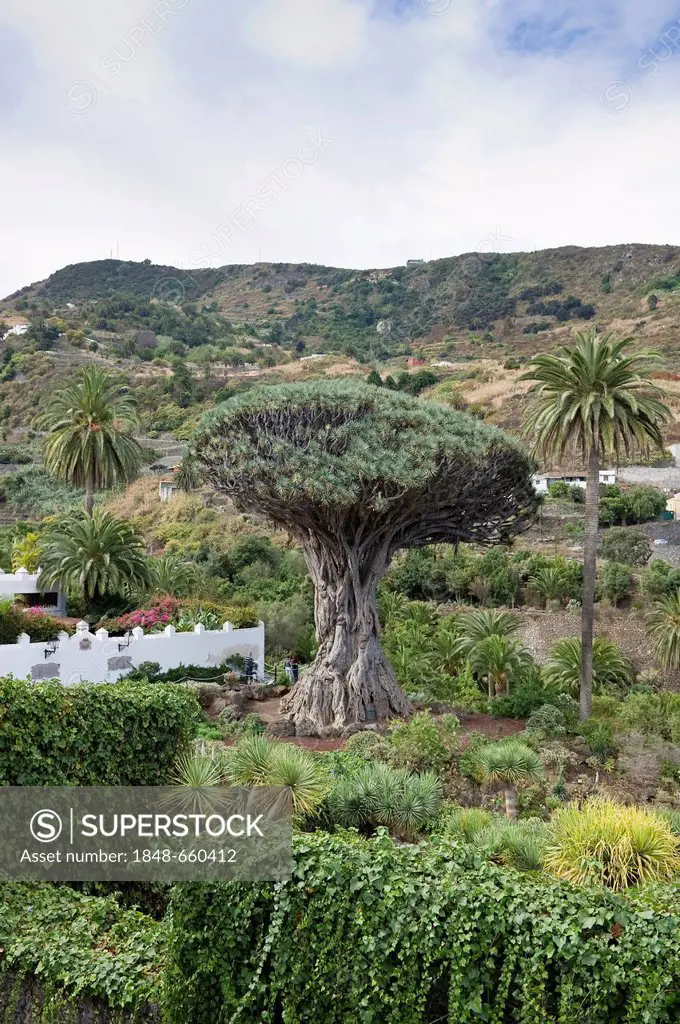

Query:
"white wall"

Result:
[[0, 620, 265, 684]]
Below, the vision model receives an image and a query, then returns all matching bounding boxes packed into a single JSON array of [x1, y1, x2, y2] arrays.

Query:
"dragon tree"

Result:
[[194, 380, 537, 732]]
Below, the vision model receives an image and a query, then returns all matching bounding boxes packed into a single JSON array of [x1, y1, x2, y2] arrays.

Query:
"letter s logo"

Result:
[[30, 809, 63, 843]]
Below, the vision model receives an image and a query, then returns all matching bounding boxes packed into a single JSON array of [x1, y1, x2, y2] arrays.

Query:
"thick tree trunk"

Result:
[[580, 445, 599, 721], [279, 540, 412, 733], [505, 786, 517, 821]]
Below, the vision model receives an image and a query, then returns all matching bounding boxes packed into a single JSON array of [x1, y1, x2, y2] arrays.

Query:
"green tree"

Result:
[[149, 554, 198, 598], [601, 561, 634, 606], [40, 367, 142, 515], [454, 608, 520, 650], [10, 532, 42, 573], [599, 527, 650, 566], [175, 454, 202, 493], [544, 636, 633, 696], [170, 359, 195, 407], [522, 329, 670, 719], [39, 511, 151, 606], [648, 590, 680, 669], [194, 380, 537, 730], [468, 634, 531, 698], [475, 740, 543, 820], [626, 485, 666, 524]]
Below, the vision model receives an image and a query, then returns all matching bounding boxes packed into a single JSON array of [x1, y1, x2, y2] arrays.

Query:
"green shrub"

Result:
[[641, 559, 680, 600], [580, 720, 618, 762], [490, 672, 560, 719], [164, 830, 680, 1024], [545, 799, 679, 890], [387, 711, 459, 772], [616, 690, 680, 743], [0, 883, 162, 1015], [599, 527, 650, 566], [547, 480, 571, 499], [0, 676, 200, 785], [526, 703, 567, 738], [601, 561, 635, 605]]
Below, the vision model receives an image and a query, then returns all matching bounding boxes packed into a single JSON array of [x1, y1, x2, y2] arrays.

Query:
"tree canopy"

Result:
[[195, 379, 538, 553]]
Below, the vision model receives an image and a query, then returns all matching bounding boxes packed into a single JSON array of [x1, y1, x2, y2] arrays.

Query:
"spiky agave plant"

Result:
[[475, 741, 543, 821], [545, 799, 680, 891], [225, 734, 274, 785], [384, 770, 441, 840]]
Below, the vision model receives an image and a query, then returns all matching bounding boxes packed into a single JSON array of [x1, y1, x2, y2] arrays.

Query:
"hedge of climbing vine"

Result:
[[164, 831, 680, 1024], [0, 883, 162, 1021], [0, 676, 200, 785]]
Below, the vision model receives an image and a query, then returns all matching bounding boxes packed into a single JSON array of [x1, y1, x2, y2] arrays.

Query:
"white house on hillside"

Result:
[[0, 568, 66, 615], [532, 469, 616, 494]]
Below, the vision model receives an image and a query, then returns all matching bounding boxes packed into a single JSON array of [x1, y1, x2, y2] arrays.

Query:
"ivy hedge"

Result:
[[0, 677, 200, 785], [164, 832, 680, 1024], [0, 883, 162, 1022]]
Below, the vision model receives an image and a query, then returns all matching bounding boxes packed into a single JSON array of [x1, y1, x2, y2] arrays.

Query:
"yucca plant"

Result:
[[648, 590, 680, 669], [544, 637, 633, 696], [438, 806, 493, 842], [545, 799, 680, 891], [172, 751, 228, 788], [224, 735, 327, 817], [328, 763, 442, 839], [225, 734, 276, 786], [475, 741, 543, 820], [385, 771, 441, 839], [266, 744, 330, 817]]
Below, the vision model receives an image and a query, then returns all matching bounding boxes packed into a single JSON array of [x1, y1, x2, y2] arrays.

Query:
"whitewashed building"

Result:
[[532, 469, 616, 494], [0, 568, 66, 615]]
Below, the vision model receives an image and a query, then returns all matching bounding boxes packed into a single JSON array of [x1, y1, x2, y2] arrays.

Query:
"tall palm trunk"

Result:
[[85, 477, 95, 517], [580, 443, 599, 721]]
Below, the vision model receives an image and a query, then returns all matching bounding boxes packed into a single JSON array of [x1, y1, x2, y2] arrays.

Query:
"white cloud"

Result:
[[2, 0, 680, 296], [243, 0, 367, 68]]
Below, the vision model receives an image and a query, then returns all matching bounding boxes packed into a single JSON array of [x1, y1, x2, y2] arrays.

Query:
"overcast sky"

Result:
[[2, 0, 680, 296]]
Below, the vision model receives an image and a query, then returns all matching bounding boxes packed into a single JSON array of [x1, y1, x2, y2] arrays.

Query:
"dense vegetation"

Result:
[[0, 677, 199, 785]]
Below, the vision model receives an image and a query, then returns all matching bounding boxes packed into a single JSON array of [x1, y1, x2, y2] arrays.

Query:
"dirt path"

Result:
[[237, 697, 525, 749]]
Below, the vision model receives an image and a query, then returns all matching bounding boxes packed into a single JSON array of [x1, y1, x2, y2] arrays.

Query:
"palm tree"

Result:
[[527, 564, 567, 607], [543, 636, 633, 696], [455, 608, 519, 650], [148, 554, 199, 598], [40, 367, 143, 515], [475, 740, 543, 820], [468, 634, 530, 698], [648, 591, 680, 668], [39, 510, 151, 606], [522, 329, 670, 719], [175, 454, 202, 493]]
